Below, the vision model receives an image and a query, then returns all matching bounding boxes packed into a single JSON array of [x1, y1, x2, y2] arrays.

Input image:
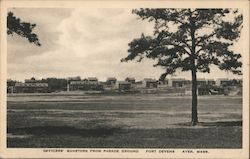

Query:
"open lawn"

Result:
[[7, 94, 242, 148]]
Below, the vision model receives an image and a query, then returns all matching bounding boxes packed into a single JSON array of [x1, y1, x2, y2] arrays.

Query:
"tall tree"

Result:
[[121, 9, 242, 126], [7, 11, 41, 46]]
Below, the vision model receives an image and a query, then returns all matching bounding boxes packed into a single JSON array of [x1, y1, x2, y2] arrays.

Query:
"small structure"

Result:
[[106, 77, 117, 86], [125, 77, 136, 84], [115, 81, 131, 92], [142, 78, 158, 88]]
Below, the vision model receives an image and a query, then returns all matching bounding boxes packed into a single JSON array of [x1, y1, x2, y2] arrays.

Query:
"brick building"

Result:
[[69, 80, 103, 91], [14, 82, 48, 93]]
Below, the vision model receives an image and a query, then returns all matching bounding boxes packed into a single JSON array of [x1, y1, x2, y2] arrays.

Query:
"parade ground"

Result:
[[7, 94, 242, 148]]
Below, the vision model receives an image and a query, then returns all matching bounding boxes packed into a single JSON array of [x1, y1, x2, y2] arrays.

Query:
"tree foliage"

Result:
[[122, 9, 243, 79], [7, 12, 41, 46], [41, 78, 67, 92]]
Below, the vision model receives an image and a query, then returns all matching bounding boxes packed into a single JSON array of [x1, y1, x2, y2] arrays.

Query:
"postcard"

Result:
[[0, 0, 249, 158]]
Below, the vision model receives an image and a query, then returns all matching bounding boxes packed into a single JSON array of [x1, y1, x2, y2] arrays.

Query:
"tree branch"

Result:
[[195, 32, 216, 46]]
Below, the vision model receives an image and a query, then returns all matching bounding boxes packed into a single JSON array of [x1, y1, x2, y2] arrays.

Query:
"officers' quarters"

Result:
[[142, 78, 158, 88], [125, 77, 136, 84], [69, 79, 103, 91], [216, 78, 230, 86], [13, 81, 48, 93], [168, 78, 186, 87], [115, 81, 132, 92]]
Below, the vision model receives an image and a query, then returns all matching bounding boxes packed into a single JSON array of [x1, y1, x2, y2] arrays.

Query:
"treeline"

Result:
[[40, 78, 67, 92]]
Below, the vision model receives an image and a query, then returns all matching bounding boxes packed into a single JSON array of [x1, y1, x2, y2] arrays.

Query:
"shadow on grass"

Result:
[[176, 120, 242, 127], [8, 126, 122, 137]]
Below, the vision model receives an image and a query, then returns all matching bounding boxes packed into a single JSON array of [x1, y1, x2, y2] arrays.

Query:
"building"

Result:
[[7, 79, 17, 94], [198, 85, 224, 95], [197, 78, 207, 86], [125, 77, 136, 84], [25, 79, 36, 83], [69, 80, 103, 91], [106, 77, 117, 86], [87, 77, 98, 83], [142, 78, 158, 88], [68, 76, 81, 81], [207, 79, 216, 86], [115, 81, 131, 91], [159, 79, 169, 85], [228, 79, 243, 86], [183, 80, 191, 86], [14, 82, 48, 93], [168, 78, 186, 87], [216, 78, 230, 86], [237, 79, 243, 86]]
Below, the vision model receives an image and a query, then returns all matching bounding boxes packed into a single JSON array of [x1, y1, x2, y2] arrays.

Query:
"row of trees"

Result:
[[41, 78, 68, 92]]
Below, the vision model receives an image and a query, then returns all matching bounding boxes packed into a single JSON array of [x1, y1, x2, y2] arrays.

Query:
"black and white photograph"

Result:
[[0, 0, 249, 158]]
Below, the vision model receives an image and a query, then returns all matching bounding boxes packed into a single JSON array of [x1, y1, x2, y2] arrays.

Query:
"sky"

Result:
[[7, 8, 244, 82]]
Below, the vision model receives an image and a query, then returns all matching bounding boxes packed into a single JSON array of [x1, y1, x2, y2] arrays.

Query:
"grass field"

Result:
[[7, 94, 242, 148]]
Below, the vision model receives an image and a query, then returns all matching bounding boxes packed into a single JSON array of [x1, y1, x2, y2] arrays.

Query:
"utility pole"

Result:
[[11, 86, 14, 94]]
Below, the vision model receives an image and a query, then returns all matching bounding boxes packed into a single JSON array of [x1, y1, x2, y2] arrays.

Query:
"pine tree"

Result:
[[121, 9, 242, 126]]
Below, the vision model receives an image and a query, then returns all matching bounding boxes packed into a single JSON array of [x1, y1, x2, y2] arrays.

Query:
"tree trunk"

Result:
[[190, 15, 198, 126], [191, 68, 198, 126]]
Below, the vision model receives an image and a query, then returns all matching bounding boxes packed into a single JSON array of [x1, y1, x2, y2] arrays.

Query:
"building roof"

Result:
[[143, 78, 157, 82], [169, 78, 186, 81], [117, 81, 131, 84], [135, 81, 143, 84], [197, 78, 206, 81], [15, 82, 48, 87], [216, 78, 229, 81], [207, 79, 215, 81], [87, 77, 98, 81], [70, 81, 88, 85], [68, 76, 81, 81], [25, 79, 38, 83]]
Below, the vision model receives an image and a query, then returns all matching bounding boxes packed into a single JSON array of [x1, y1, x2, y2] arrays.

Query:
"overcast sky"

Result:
[[7, 8, 243, 82]]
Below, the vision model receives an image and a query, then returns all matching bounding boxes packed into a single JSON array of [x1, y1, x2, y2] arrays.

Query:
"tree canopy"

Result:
[[7, 11, 41, 46], [122, 9, 243, 80]]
